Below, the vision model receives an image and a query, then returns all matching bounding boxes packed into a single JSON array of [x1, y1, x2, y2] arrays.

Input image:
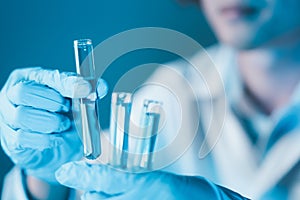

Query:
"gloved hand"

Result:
[[55, 161, 249, 200], [0, 67, 108, 184]]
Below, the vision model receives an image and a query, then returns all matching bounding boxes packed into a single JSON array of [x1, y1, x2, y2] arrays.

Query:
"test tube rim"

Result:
[[111, 92, 132, 104], [74, 39, 93, 47], [143, 99, 163, 107]]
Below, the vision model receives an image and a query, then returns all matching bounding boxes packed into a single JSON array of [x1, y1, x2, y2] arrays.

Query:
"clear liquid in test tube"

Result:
[[73, 39, 101, 160]]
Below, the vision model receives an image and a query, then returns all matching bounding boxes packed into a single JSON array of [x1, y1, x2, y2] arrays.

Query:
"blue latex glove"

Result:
[[0, 67, 108, 184], [55, 161, 249, 200]]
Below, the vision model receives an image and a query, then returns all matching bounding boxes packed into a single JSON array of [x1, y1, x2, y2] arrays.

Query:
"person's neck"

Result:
[[237, 28, 300, 115]]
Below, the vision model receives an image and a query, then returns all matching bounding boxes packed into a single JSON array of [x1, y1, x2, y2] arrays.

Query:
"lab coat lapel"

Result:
[[200, 96, 258, 197], [250, 91, 300, 197], [194, 45, 264, 197], [202, 95, 300, 198]]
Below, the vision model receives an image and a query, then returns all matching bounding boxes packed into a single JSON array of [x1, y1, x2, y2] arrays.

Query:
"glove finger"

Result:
[[7, 81, 70, 112], [0, 120, 63, 153], [81, 192, 112, 200], [5, 67, 91, 98], [0, 91, 17, 123], [7, 105, 70, 133], [96, 78, 108, 99], [55, 161, 137, 194]]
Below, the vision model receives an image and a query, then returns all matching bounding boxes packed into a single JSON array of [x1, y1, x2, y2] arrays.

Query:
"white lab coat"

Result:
[[3, 44, 300, 199]]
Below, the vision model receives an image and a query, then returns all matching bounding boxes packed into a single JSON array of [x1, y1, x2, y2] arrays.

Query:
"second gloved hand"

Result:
[[56, 161, 249, 200], [0, 67, 108, 184]]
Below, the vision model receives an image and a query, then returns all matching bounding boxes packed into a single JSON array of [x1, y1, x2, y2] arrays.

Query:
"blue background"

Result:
[[0, 0, 216, 195]]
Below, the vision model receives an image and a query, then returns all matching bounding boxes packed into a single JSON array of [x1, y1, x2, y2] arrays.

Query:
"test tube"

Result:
[[73, 39, 101, 160], [109, 93, 132, 168], [136, 100, 162, 169]]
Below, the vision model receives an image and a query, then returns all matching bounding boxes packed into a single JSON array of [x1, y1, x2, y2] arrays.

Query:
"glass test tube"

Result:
[[136, 100, 162, 169], [109, 93, 132, 168], [73, 39, 101, 160]]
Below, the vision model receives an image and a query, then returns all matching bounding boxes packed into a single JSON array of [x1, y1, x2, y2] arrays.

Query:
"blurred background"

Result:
[[0, 0, 216, 195]]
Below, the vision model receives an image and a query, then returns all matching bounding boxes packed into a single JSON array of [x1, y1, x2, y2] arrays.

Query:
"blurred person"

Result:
[[1, 0, 300, 199]]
